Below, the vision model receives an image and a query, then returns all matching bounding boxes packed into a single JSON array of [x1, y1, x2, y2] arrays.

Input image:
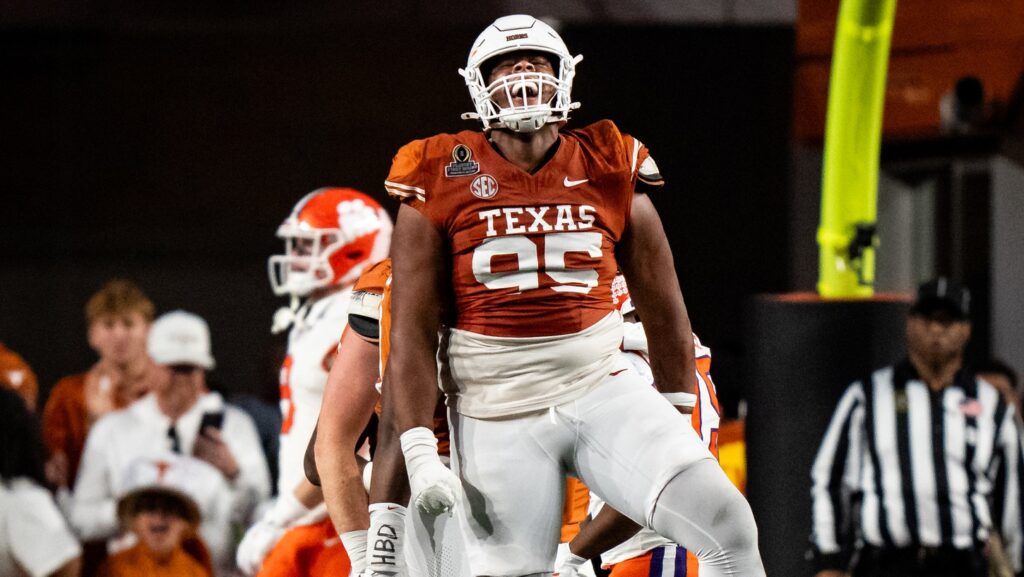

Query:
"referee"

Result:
[[809, 278, 1023, 577]]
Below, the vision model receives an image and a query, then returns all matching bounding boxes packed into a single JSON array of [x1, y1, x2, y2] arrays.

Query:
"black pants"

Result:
[[853, 545, 987, 577]]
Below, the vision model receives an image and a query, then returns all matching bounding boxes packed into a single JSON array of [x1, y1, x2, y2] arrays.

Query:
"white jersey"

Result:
[[597, 324, 721, 566], [0, 478, 81, 577], [278, 288, 351, 496]]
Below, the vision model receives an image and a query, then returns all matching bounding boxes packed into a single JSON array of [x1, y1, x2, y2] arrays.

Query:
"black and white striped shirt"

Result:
[[809, 359, 1023, 571]]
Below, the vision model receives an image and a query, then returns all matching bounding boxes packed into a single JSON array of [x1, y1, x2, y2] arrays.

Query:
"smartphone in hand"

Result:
[[199, 411, 224, 436]]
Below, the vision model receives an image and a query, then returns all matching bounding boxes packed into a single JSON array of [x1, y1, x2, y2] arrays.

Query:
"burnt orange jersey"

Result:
[[385, 120, 662, 338], [348, 259, 450, 456]]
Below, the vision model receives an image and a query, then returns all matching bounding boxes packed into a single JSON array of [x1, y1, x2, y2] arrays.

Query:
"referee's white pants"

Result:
[[448, 365, 765, 577]]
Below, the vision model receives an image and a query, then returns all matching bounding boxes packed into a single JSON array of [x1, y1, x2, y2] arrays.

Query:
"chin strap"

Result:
[[271, 295, 301, 334]]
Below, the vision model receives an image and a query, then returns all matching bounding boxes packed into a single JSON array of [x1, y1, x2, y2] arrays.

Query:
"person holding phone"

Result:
[[71, 310, 271, 575]]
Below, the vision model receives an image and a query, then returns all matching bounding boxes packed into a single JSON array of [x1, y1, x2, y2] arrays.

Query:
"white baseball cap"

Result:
[[148, 310, 216, 370]]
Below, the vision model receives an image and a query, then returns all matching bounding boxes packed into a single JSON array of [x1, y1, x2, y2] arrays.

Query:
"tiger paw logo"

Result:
[[336, 199, 383, 243], [470, 174, 498, 199]]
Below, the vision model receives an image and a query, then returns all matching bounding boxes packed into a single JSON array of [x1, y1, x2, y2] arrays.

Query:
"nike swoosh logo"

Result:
[[563, 177, 588, 188]]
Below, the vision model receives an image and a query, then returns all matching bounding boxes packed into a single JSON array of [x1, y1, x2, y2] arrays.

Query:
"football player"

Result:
[[556, 277, 724, 577], [236, 187, 391, 576], [382, 14, 765, 577], [312, 258, 469, 577]]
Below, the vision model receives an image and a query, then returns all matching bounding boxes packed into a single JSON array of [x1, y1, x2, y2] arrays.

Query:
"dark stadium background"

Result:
[[2, 2, 1022, 575]]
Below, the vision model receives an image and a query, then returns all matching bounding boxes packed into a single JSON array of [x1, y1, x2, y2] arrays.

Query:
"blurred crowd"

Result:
[[2, 279, 271, 577]]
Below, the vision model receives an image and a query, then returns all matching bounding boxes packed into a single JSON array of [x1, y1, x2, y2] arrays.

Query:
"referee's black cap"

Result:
[[911, 277, 971, 320]]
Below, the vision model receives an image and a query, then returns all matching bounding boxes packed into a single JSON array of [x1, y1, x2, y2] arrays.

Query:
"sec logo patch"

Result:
[[470, 174, 498, 199]]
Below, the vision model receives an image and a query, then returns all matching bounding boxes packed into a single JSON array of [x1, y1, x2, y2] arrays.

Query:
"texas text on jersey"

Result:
[[386, 120, 664, 418]]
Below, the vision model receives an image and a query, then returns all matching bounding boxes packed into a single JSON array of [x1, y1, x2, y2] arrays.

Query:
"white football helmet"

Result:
[[460, 14, 583, 133]]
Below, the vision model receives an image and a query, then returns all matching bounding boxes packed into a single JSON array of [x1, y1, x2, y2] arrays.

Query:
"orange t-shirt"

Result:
[[42, 373, 91, 484], [0, 343, 38, 411], [98, 543, 211, 577]]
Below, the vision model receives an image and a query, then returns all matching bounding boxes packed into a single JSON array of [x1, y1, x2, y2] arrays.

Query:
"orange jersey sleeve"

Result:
[[384, 139, 428, 211], [351, 259, 392, 296]]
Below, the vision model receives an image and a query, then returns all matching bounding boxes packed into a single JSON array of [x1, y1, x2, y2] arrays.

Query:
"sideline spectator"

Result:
[[809, 278, 1022, 577], [0, 388, 82, 577], [72, 310, 270, 575], [0, 342, 39, 411], [97, 462, 214, 577], [42, 279, 166, 490]]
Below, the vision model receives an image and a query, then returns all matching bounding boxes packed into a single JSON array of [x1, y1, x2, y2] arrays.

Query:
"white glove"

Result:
[[235, 492, 310, 575], [554, 552, 589, 577], [400, 427, 462, 515], [236, 520, 285, 575]]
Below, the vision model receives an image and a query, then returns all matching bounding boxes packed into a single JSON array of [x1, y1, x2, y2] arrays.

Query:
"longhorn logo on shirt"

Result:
[[155, 461, 171, 481], [470, 174, 499, 199]]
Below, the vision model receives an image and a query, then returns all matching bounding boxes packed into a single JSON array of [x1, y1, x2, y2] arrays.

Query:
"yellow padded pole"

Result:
[[817, 0, 897, 297]]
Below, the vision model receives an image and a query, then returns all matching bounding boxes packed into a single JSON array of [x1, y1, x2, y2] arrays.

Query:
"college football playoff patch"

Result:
[[445, 144, 481, 177]]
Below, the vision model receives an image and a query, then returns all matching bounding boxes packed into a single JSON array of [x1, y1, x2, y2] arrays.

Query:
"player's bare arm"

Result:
[[384, 203, 462, 516], [303, 422, 322, 486], [567, 506, 642, 562], [616, 192, 696, 399], [383, 204, 446, 434], [314, 328, 380, 533], [370, 401, 414, 505]]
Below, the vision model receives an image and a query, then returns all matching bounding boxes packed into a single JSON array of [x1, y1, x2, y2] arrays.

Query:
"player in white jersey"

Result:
[[236, 187, 391, 576], [556, 276, 723, 577]]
